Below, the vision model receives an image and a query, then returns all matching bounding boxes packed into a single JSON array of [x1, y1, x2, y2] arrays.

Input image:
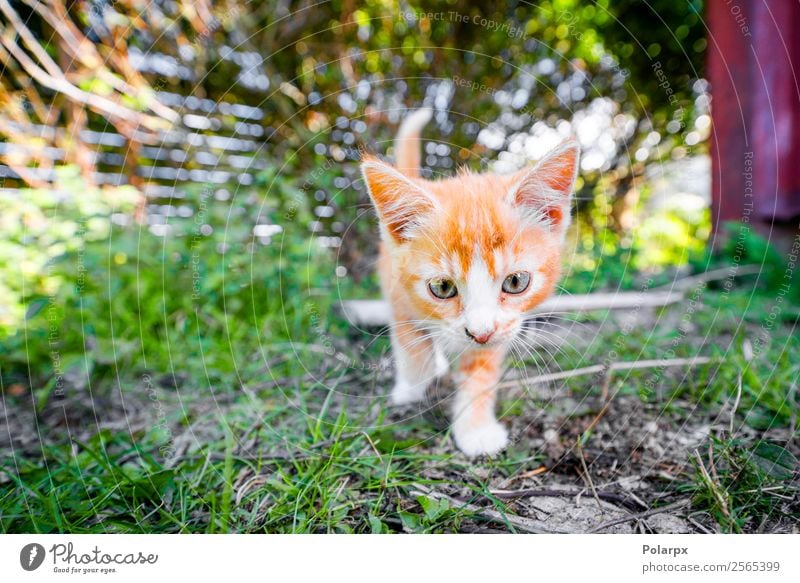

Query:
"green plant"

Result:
[[688, 438, 798, 533]]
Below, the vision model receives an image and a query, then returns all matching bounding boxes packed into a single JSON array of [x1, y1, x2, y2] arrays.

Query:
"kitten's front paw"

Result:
[[390, 379, 427, 405], [452, 421, 509, 457]]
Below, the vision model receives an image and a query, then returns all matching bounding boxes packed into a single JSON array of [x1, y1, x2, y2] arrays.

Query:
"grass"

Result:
[[0, 403, 496, 533], [1, 176, 798, 534], [687, 437, 799, 533]]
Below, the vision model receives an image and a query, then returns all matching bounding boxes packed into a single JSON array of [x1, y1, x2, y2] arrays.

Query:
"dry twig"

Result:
[[411, 483, 565, 534], [489, 487, 647, 511], [589, 499, 690, 533], [498, 356, 715, 389]]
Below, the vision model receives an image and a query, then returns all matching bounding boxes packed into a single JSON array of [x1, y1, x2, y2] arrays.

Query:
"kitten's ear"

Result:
[[508, 138, 580, 236], [361, 156, 438, 243]]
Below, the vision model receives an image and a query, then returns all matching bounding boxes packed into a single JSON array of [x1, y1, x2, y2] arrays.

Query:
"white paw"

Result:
[[452, 421, 509, 457], [390, 379, 427, 405]]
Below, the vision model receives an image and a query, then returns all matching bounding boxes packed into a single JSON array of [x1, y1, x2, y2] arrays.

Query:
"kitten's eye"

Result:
[[428, 278, 458, 299], [502, 271, 531, 294]]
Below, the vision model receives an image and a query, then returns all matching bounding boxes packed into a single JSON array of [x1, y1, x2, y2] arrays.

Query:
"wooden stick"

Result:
[[337, 266, 763, 328], [662, 264, 761, 291], [411, 484, 565, 534], [489, 487, 647, 510], [497, 356, 715, 389], [338, 289, 684, 328]]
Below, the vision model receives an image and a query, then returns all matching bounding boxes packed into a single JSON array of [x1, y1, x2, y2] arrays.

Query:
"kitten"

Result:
[[361, 108, 579, 457]]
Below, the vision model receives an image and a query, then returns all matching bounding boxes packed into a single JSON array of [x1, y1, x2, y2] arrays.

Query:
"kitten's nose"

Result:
[[465, 328, 494, 344]]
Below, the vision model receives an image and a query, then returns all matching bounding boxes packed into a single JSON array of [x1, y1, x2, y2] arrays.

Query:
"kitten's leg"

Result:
[[451, 347, 508, 457], [389, 320, 441, 405]]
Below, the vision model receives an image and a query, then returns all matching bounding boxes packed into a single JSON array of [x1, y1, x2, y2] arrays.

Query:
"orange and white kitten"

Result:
[[361, 108, 579, 457]]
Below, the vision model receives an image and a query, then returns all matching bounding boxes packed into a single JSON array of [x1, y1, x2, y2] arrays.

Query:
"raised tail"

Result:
[[394, 107, 433, 177]]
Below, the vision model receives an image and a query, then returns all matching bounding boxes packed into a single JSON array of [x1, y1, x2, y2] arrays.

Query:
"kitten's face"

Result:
[[387, 187, 564, 354], [363, 140, 579, 354]]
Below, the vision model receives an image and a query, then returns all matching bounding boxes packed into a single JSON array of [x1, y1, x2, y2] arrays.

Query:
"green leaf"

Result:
[[367, 514, 387, 534], [369, 430, 422, 453], [416, 495, 449, 521], [751, 442, 798, 480], [744, 409, 780, 430], [398, 511, 420, 531], [25, 297, 49, 320]]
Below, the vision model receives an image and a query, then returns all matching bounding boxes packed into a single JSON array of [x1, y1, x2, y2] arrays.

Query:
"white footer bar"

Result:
[[1, 534, 797, 582]]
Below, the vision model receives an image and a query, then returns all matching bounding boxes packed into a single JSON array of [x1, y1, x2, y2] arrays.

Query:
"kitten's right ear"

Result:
[[360, 156, 438, 243]]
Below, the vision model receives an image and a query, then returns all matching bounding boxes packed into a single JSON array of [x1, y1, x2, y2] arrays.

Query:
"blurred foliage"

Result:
[[2, 0, 711, 275], [0, 170, 140, 333], [0, 169, 337, 396], [0, 0, 728, 390]]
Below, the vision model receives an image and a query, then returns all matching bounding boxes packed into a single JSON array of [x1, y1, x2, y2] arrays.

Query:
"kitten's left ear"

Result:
[[508, 138, 580, 237]]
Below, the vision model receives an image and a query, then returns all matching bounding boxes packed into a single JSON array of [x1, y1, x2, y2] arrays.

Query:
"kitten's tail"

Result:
[[395, 107, 432, 177]]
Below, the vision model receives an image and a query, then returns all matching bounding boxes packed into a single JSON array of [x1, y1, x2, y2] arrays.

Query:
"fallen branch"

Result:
[[662, 264, 761, 291], [575, 442, 603, 509], [338, 266, 763, 328], [338, 290, 683, 328], [489, 487, 647, 511], [411, 483, 565, 534], [497, 356, 715, 389], [588, 499, 690, 533]]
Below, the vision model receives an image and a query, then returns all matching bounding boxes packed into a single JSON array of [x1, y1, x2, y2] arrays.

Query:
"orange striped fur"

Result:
[[361, 109, 579, 457]]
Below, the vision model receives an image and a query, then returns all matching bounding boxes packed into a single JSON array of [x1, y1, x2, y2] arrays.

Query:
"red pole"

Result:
[[751, 0, 800, 226], [708, 0, 800, 250], [708, 0, 753, 240]]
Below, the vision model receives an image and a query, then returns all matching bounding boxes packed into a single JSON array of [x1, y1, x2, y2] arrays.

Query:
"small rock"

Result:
[[646, 513, 693, 534]]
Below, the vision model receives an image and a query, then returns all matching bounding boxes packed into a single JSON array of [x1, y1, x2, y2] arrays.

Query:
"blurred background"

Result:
[[0, 0, 716, 352], [1, 1, 798, 533]]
